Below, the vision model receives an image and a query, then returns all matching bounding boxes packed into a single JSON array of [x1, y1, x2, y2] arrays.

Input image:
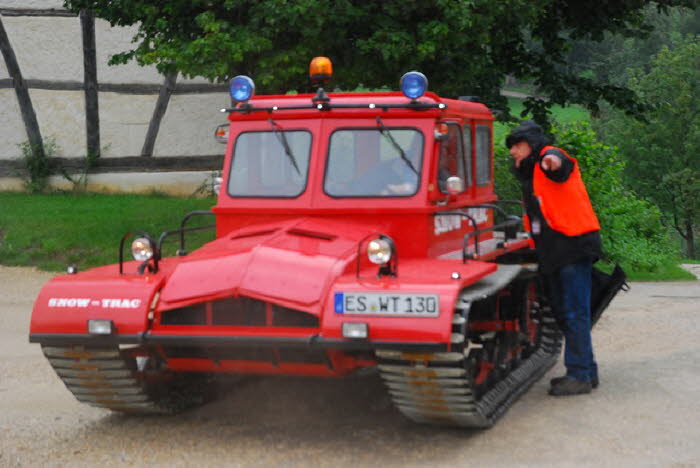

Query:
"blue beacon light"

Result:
[[229, 75, 255, 102], [400, 71, 428, 100]]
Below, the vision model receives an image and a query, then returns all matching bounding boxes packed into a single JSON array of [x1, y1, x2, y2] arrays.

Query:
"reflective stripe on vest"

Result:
[[533, 146, 600, 236]]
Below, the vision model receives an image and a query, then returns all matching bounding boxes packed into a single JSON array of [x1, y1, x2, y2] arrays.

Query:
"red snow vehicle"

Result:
[[29, 58, 623, 427]]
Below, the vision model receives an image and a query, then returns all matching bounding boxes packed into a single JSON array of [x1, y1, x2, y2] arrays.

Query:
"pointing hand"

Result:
[[541, 155, 561, 171]]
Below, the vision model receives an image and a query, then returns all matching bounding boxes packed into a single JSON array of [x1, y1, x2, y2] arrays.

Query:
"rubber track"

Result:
[[41, 345, 171, 414], [377, 301, 562, 428]]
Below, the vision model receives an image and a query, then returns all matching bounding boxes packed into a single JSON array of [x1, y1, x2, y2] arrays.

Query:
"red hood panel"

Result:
[[239, 245, 343, 306], [160, 218, 369, 308], [159, 253, 250, 304]]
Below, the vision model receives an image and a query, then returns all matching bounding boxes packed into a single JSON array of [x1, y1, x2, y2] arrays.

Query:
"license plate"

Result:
[[334, 292, 439, 317]]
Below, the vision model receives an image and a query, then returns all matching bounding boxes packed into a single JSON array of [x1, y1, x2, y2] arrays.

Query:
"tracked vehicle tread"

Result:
[[41, 345, 204, 415], [377, 275, 563, 428]]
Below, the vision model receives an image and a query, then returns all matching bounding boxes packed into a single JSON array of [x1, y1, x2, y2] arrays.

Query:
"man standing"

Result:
[[506, 120, 602, 396]]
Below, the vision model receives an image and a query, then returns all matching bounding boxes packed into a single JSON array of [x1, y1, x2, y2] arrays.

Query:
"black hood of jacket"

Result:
[[505, 120, 551, 157]]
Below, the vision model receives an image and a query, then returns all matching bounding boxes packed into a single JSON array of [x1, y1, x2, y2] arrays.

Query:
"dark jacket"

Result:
[[508, 122, 601, 274]]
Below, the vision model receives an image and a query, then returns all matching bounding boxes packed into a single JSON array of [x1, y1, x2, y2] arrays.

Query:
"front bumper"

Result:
[[29, 332, 448, 352]]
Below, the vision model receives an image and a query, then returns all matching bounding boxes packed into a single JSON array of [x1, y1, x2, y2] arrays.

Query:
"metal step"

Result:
[[75, 393, 150, 404], [54, 368, 133, 379], [42, 347, 121, 360], [375, 350, 464, 362], [378, 364, 466, 378], [48, 357, 127, 370], [388, 386, 472, 397], [60, 376, 139, 387], [67, 385, 145, 396], [382, 375, 468, 387]]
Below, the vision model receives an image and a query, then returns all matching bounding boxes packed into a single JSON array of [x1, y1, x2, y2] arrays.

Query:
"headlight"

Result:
[[131, 237, 154, 262], [367, 238, 392, 265], [87, 319, 115, 335]]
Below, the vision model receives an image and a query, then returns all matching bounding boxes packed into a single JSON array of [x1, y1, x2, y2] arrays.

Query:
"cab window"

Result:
[[438, 123, 466, 193], [462, 124, 473, 187], [228, 130, 312, 197], [475, 125, 491, 185], [325, 128, 424, 197]]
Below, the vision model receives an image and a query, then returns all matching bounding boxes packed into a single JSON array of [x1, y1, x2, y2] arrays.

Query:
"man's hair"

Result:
[[505, 120, 551, 151]]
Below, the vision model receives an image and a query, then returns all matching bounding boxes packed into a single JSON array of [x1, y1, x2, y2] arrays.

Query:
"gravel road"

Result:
[[1, 265, 699, 467]]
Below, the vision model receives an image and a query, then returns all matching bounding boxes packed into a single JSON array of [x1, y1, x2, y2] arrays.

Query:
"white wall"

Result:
[[0, 5, 228, 193]]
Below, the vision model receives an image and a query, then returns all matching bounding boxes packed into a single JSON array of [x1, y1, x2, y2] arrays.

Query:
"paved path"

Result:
[[1, 266, 699, 467]]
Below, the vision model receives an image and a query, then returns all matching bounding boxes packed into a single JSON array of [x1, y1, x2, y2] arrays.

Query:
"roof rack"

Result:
[[221, 101, 447, 114]]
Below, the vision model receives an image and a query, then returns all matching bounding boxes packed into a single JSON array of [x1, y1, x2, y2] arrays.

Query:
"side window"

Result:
[[438, 123, 465, 193], [462, 124, 473, 186], [475, 125, 491, 185]]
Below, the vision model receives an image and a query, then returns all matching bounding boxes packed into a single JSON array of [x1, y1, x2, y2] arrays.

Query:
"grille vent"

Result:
[[161, 296, 319, 328]]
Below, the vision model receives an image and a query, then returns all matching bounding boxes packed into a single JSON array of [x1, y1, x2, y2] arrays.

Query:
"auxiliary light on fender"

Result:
[[342, 322, 368, 340], [87, 319, 115, 335], [131, 237, 154, 262]]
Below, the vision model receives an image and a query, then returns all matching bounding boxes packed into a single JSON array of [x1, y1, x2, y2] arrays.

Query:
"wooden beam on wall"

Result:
[[0, 17, 44, 156], [0, 79, 228, 94], [0, 155, 225, 177], [141, 71, 178, 157], [0, 8, 75, 17], [80, 10, 100, 158]]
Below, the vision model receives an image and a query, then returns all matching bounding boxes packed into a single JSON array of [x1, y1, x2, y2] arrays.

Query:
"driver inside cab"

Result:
[[326, 129, 423, 197]]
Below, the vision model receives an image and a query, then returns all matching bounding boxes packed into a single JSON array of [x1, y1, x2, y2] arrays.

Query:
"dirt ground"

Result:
[[1, 265, 699, 467]]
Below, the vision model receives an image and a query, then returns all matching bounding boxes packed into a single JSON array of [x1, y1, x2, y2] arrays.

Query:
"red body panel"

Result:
[[30, 88, 528, 378], [30, 268, 164, 337], [325, 259, 496, 344]]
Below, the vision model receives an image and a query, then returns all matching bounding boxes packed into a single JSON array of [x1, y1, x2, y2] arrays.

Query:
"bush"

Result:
[[18, 138, 56, 193], [496, 121, 679, 272]]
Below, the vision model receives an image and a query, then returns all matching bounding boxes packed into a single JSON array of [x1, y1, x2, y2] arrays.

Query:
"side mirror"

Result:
[[445, 176, 464, 195]]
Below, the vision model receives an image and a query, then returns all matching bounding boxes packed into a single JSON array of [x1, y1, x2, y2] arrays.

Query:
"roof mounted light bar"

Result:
[[220, 101, 446, 113]]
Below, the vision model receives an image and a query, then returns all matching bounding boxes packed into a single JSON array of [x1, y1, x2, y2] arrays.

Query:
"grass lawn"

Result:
[[0, 192, 216, 271], [0, 191, 694, 281], [493, 97, 591, 147], [596, 260, 696, 282], [504, 97, 591, 122]]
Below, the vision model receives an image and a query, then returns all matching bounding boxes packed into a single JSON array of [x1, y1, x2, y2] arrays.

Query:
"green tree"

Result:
[[64, 0, 697, 122], [595, 37, 700, 258], [565, 4, 700, 88], [495, 122, 676, 270]]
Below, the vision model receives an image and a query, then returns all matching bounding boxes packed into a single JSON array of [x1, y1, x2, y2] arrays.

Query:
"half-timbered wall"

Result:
[[0, 1, 229, 194]]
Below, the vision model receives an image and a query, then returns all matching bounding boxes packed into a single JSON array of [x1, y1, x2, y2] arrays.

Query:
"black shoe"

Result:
[[548, 377, 592, 396], [550, 375, 599, 389]]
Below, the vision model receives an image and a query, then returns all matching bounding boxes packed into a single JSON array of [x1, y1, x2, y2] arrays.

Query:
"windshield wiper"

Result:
[[268, 119, 301, 175], [375, 116, 418, 176]]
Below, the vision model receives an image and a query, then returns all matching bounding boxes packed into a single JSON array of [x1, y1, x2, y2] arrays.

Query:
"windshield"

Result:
[[324, 128, 424, 197], [228, 130, 312, 197]]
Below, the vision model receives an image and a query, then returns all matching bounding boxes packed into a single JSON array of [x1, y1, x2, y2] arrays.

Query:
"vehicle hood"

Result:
[[158, 217, 381, 311]]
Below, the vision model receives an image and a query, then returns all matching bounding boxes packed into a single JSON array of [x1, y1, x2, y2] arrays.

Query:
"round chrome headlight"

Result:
[[367, 238, 393, 265], [131, 237, 154, 262]]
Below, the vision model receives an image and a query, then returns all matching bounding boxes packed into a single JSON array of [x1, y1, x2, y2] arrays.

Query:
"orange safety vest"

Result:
[[532, 146, 600, 237]]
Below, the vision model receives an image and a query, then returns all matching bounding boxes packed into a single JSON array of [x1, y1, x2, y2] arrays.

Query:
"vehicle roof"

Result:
[[226, 91, 493, 122]]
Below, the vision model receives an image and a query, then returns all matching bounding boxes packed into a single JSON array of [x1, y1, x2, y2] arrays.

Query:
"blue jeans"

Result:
[[547, 260, 598, 382]]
